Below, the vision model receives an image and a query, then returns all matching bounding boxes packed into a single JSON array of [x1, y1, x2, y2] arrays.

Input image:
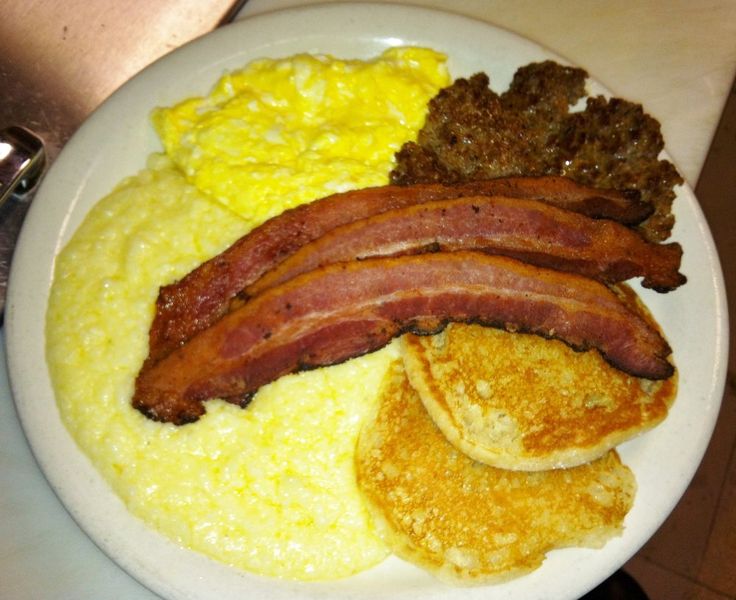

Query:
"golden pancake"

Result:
[[355, 360, 636, 584], [401, 297, 676, 471]]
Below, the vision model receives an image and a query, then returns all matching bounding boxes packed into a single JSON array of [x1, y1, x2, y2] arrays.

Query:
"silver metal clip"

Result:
[[0, 126, 46, 315], [0, 126, 46, 208]]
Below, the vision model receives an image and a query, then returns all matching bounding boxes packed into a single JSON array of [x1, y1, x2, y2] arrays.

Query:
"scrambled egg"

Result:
[[46, 48, 449, 580], [153, 47, 449, 226]]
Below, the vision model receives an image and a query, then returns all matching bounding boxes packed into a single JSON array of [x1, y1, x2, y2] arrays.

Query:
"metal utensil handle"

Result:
[[0, 126, 46, 317], [0, 126, 46, 207]]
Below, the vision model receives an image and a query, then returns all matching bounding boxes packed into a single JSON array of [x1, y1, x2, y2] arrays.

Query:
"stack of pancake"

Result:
[[355, 286, 676, 584]]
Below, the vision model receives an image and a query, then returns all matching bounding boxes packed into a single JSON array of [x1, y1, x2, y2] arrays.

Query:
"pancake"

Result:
[[355, 360, 636, 584], [400, 286, 677, 471]]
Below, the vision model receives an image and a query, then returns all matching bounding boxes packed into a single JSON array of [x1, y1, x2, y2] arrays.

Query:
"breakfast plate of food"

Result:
[[5, 3, 728, 599]]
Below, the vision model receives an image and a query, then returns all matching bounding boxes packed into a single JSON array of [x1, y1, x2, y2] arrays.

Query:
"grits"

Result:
[[46, 49, 449, 580]]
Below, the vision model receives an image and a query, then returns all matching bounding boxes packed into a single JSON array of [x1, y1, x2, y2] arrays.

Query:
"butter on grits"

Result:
[[46, 48, 449, 580]]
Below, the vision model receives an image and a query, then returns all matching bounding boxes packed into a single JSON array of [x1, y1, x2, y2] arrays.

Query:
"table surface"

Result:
[[2, 1, 735, 599]]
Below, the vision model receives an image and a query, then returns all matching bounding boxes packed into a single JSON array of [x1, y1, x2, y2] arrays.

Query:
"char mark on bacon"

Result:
[[245, 194, 684, 299], [146, 177, 652, 368], [133, 252, 674, 425]]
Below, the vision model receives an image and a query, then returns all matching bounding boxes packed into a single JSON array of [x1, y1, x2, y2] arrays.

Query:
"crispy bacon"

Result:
[[245, 195, 684, 298], [448, 176, 651, 224], [147, 177, 651, 366], [133, 252, 674, 425]]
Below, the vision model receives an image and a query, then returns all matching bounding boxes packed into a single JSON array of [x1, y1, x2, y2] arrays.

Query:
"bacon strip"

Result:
[[147, 177, 651, 366], [133, 252, 674, 425], [448, 176, 651, 224], [245, 195, 684, 298]]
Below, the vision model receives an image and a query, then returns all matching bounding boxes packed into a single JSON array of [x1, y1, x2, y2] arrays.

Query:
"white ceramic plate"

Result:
[[5, 3, 729, 600]]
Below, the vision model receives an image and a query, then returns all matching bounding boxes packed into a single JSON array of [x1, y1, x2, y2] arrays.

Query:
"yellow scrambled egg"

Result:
[[46, 48, 449, 580], [153, 47, 449, 226]]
